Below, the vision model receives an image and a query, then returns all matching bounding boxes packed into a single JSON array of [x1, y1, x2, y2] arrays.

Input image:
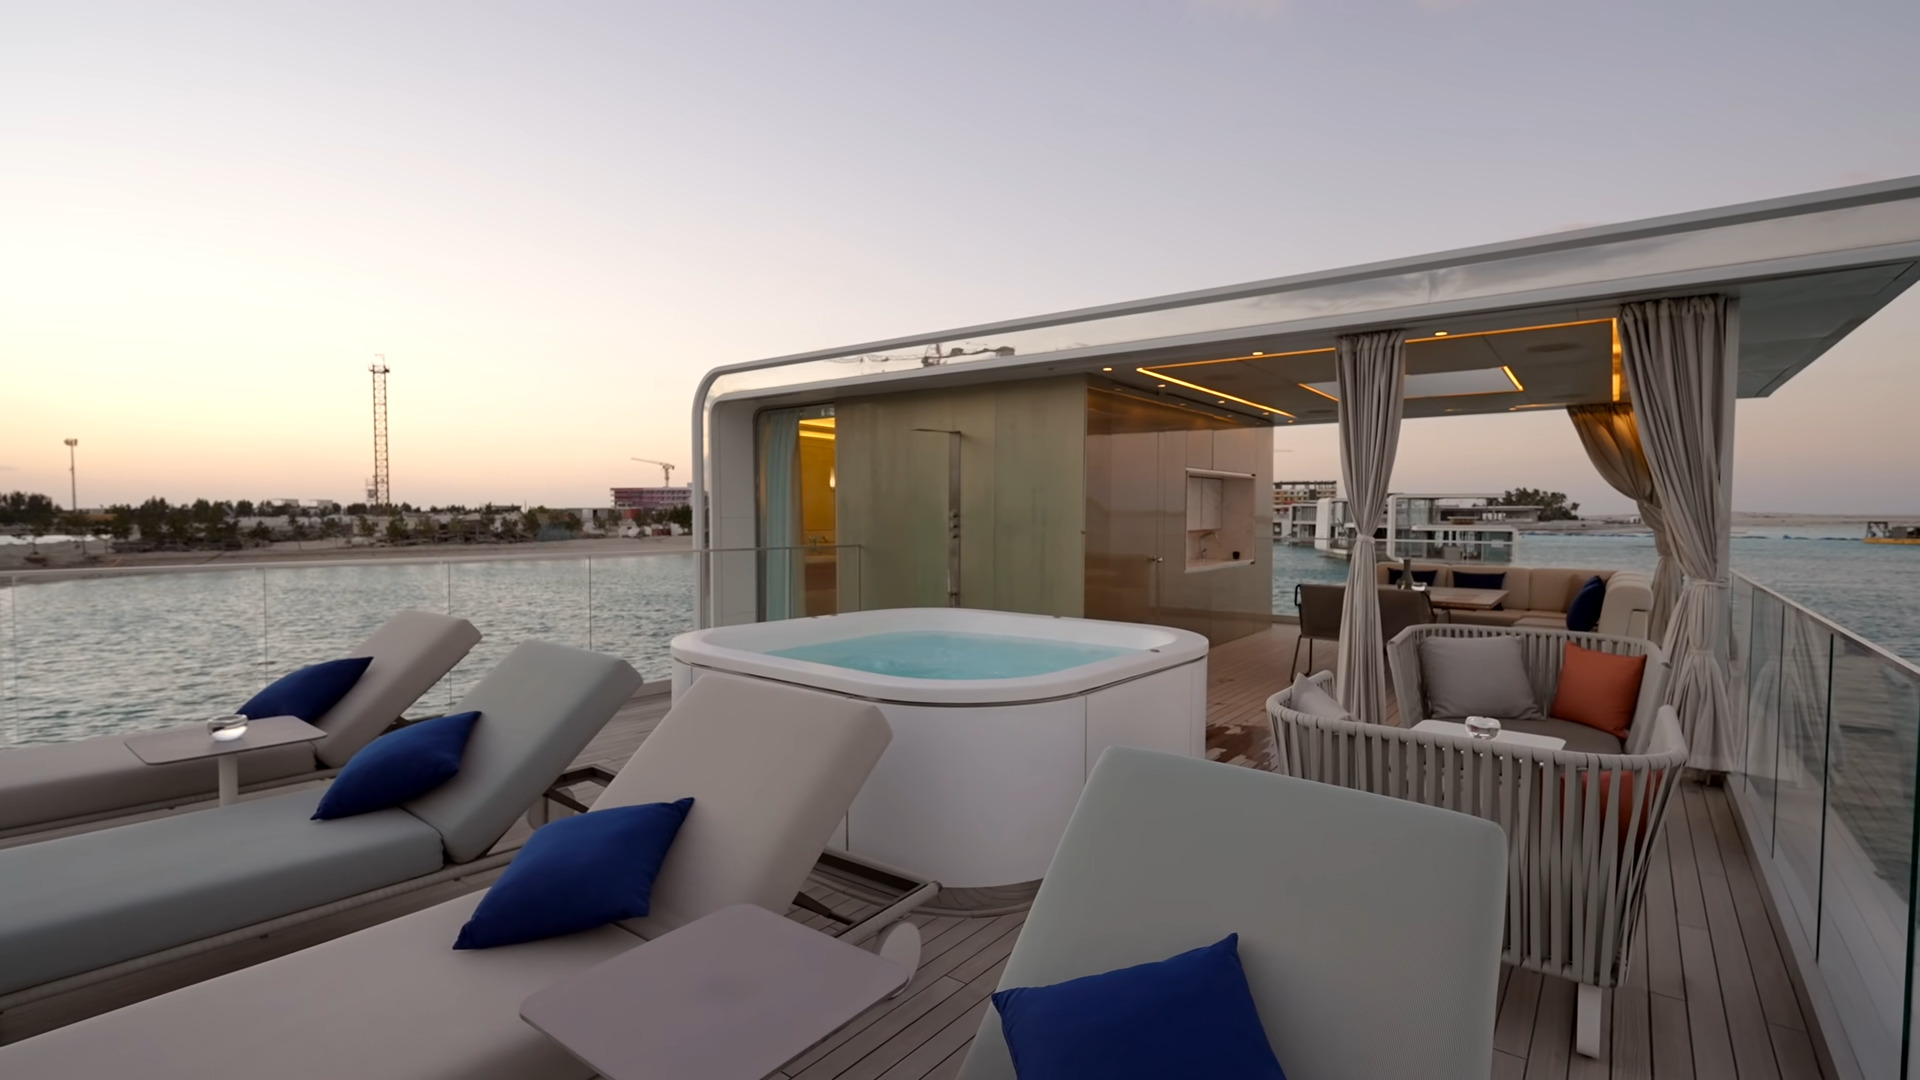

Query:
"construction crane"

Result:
[[631, 458, 676, 486]]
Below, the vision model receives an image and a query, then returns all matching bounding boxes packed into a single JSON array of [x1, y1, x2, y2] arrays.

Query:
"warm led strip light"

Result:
[[1136, 368, 1297, 419]]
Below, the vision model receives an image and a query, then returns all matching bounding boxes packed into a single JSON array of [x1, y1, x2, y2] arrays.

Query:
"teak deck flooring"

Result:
[[2, 626, 1838, 1079]]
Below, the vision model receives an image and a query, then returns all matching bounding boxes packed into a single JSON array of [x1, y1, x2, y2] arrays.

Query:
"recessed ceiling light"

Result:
[[1156, 383, 1166, 389], [1101, 366, 1113, 372], [1252, 350, 1264, 356], [1433, 331, 1449, 337]]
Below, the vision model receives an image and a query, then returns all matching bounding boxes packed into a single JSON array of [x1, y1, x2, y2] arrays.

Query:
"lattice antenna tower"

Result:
[[369, 358, 392, 507]]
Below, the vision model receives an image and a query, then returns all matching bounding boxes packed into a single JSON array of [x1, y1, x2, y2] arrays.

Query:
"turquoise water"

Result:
[[770, 630, 1132, 679]]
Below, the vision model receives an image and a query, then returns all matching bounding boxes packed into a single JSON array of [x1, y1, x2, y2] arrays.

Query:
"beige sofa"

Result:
[[1373, 563, 1652, 638]]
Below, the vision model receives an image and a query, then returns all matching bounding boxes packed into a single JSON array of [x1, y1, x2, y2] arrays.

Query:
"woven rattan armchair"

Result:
[[1268, 629, 1687, 1058]]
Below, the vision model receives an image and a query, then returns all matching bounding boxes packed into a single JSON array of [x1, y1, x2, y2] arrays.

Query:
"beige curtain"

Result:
[[1333, 329, 1407, 719], [1618, 296, 1738, 771], [1567, 403, 1680, 639]]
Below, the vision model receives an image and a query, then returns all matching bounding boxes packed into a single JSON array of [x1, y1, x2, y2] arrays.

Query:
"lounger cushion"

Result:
[[238, 656, 373, 723], [1499, 717, 1626, 755], [0, 890, 634, 1080], [604, 672, 891, 939], [405, 642, 643, 863], [992, 934, 1285, 1080], [307, 610, 484, 768], [959, 748, 1507, 1080], [314, 711, 480, 819], [0, 787, 444, 996], [0, 736, 316, 834], [455, 798, 693, 949]]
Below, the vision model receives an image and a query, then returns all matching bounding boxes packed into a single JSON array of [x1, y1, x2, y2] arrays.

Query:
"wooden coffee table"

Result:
[[123, 715, 326, 806], [521, 903, 910, 1080], [1423, 587, 1508, 619]]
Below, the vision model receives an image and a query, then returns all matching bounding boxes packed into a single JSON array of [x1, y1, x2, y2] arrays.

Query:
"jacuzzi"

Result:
[[670, 608, 1209, 888]]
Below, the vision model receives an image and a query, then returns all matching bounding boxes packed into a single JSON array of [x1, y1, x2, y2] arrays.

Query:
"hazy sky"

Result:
[[4, 1, 1918, 513]]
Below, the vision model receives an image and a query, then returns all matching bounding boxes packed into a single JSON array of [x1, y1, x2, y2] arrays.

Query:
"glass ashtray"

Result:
[[207, 715, 250, 742], [1463, 715, 1501, 740]]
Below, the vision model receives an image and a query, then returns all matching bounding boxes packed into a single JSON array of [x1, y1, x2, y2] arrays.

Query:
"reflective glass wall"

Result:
[[1732, 573, 1920, 1079]]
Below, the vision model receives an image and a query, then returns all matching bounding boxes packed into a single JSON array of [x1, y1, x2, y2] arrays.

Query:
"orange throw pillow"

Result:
[[1549, 642, 1645, 740]]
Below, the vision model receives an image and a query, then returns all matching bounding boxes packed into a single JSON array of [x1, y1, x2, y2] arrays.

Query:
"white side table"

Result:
[[124, 715, 327, 806], [521, 903, 909, 1080], [1410, 719, 1567, 751]]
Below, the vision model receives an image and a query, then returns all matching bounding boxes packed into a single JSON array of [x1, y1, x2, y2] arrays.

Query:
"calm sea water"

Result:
[[4, 533, 1916, 746]]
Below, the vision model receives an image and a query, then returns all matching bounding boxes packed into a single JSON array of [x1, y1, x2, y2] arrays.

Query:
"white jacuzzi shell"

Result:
[[670, 608, 1209, 888]]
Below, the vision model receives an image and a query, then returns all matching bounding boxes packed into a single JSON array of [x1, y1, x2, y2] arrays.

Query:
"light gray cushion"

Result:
[[310, 610, 482, 768], [1417, 635, 1543, 721], [404, 642, 642, 863], [1288, 674, 1352, 722], [0, 787, 444, 996], [603, 672, 892, 939], [0, 889, 632, 1080], [957, 748, 1507, 1080], [0, 737, 315, 833]]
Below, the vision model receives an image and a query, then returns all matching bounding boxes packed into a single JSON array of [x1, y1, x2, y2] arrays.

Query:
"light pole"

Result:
[[63, 438, 78, 510]]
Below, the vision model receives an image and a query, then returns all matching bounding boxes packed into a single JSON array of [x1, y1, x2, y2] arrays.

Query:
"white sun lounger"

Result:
[[0, 672, 905, 1080], [0, 640, 639, 1012], [0, 609, 482, 840], [958, 747, 1509, 1080]]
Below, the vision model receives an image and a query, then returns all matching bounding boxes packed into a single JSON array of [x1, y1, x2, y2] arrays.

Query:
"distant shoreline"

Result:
[[0, 535, 694, 578]]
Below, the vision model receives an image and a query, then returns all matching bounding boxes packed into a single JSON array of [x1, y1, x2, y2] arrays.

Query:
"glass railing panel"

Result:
[[263, 560, 455, 715], [4, 567, 268, 744], [702, 545, 862, 626], [1819, 635, 1920, 1079], [447, 556, 592, 705], [1, 578, 15, 744], [585, 551, 697, 683], [1772, 609, 1833, 947], [1741, 584, 1784, 852]]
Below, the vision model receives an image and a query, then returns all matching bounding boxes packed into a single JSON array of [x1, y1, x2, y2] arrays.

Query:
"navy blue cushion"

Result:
[[312, 711, 479, 820], [1387, 568, 1439, 586], [1452, 570, 1506, 590], [1567, 575, 1607, 632], [453, 798, 694, 949], [237, 656, 372, 722], [991, 934, 1286, 1080]]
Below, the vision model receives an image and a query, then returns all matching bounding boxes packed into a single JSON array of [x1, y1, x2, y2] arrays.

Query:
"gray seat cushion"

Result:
[[1503, 717, 1626, 755], [0, 737, 315, 833], [405, 642, 642, 863], [309, 610, 482, 768], [958, 748, 1507, 1080], [0, 890, 634, 1080], [0, 787, 444, 996], [1417, 635, 1543, 721]]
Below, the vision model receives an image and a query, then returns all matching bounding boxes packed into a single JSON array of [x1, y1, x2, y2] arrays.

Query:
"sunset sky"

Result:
[[4, 1, 1918, 514]]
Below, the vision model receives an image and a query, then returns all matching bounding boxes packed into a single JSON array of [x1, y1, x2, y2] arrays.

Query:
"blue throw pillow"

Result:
[[1387, 568, 1439, 586], [1452, 570, 1506, 590], [1567, 575, 1607, 632], [311, 711, 479, 820], [453, 798, 694, 950], [237, 656, 373, 722], [991, 934, 1286, 1080]]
